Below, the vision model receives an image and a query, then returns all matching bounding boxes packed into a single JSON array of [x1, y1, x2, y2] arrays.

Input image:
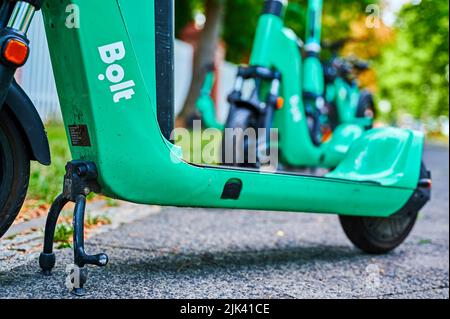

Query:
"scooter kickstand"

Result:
[[39, 194, 69, 275], [39, 161, 108, 296], [71, 194, 109, 296]]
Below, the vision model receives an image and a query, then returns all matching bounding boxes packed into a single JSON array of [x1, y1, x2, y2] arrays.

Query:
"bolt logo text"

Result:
[[97, 42, 136, 103]]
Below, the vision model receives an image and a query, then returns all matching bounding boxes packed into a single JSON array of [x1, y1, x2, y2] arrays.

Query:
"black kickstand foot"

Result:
[[69, 266, 88, 297], [39, 161, 108, 295], [72, 287, 87, 297]]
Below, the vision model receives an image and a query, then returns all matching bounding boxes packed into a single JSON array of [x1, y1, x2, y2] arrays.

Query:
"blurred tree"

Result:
[[223, 0, 377, 63], [377, 0, 449, 119]]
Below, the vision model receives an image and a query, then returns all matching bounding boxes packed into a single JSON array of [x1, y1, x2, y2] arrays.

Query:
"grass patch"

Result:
[[418, 239, 433, 245], [105, 197, 120, 207], [28, 123, 71, 203], [51, 214, 112, 249], [175, 129, 223, 165], [86, 214, 112, 227], [53, 223, 74, 249], [27, 123, 222, 203], [27, 123, 108, 204]]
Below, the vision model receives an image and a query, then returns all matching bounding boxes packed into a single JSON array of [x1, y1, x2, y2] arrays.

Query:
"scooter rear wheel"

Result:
[[340, 163, 428, 254], [339, 211, 418, 254], [0, 109, 30, 239]]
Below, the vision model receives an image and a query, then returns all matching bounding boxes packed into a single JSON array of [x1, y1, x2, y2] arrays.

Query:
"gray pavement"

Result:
[[0, 145, 448, 299]]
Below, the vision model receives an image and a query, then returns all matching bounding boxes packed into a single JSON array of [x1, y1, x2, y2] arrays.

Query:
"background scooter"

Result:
[[222, 0, 368, 169], [323, 39, 376, 131]]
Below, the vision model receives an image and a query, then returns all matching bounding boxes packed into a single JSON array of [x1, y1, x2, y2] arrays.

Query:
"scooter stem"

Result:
[[305, 0, 323, 53]]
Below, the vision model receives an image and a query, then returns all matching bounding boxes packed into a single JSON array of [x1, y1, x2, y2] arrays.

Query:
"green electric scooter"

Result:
[[222, 0, 374, 169], [323, 39, 376, 131], [0, 0, 431, 295], [195, 48, 375, 140]]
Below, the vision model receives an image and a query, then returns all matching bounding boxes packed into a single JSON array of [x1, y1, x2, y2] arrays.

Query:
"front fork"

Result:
[[228, 66, 282, 164]]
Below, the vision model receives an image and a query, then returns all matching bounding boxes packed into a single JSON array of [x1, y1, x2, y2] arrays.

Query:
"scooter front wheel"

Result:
[[356, 91, 376, 129], [0, 109, 30, 239], [221, 105, 258, 167]]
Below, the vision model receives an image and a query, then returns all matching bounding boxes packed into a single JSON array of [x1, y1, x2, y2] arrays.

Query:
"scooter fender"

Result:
[[322, 124, 364, 167], [2, 81, 51, 165], [327, 127, 424, 189]]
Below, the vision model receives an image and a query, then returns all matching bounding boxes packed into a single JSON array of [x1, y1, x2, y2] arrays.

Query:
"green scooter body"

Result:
[[41, 0, 424, 218]]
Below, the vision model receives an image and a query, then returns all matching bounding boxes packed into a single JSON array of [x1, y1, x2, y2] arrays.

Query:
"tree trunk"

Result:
[[178, 0, 225, 127]]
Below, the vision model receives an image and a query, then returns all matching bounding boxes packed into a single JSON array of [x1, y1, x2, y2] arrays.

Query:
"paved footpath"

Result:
[[0, 145, 448, 299]]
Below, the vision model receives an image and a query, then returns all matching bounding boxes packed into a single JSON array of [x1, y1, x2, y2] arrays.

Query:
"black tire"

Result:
[[356, 91, 376, 129], [339, 211, 418, 255], [326, 102, 339, 131], [0, 109, 30, 239], [339, 163, 427, 254], [221, 104, 258, 167]]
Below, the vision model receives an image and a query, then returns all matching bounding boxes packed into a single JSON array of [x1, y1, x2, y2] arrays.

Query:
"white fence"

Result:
[[17, 12, 235, 124], [18, 11, 60, 122]]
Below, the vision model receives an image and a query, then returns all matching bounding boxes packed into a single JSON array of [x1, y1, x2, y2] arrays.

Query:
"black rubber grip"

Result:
[[263, 0, 284, 17]]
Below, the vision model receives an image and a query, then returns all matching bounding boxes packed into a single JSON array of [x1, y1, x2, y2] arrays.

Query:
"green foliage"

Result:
[[222, 0, 261, 63], [175, 129, 222, 164], [175, 0, 379, 62], [52, 214, 111, 250], [53, 223, 73, 249], [223, 0, 377, 63], [175, 0, 195, 37], [105, 198, 120, 207], [176, 0, 448, 119], [377, 0, 449, 118], [175, 0, 206, 37]]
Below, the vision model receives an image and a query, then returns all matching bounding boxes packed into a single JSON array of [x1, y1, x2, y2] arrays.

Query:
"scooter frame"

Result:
[[36, 0, 427, 216]]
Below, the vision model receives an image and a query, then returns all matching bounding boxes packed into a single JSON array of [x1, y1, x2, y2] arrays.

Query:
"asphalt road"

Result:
[[0, 145, 448, 299]]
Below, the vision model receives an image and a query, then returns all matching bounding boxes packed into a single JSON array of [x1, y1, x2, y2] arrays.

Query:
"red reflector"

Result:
[[276, 97, 284, 109], [419, 178, 432, 189], [3, 39, 29, 66]]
